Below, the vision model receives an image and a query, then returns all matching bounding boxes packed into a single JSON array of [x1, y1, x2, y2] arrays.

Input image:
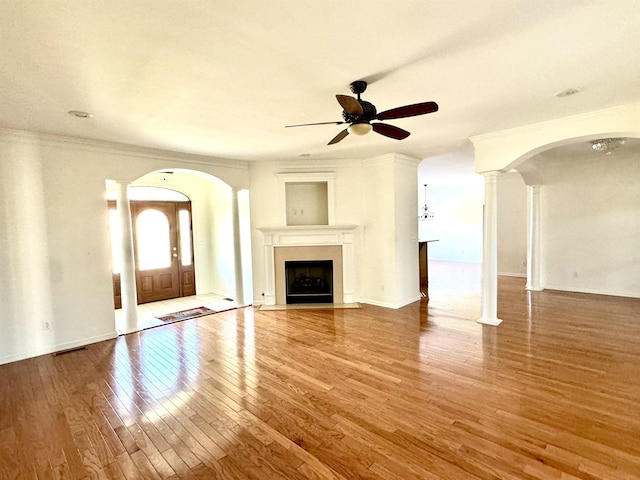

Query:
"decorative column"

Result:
[[478, 172, 503, 326], [115, 182, 138, 333], [231, 189, 245, 306], [526, 185, 543, 291]]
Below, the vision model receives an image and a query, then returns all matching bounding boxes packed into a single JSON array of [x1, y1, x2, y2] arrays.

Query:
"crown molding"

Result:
[[0, 128, 249, 171], [470, 101, 640, 146], [363, 152, 421, 167]]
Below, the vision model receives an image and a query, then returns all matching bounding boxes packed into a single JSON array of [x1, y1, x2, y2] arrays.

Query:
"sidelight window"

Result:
[[178, 209, 192, 267]]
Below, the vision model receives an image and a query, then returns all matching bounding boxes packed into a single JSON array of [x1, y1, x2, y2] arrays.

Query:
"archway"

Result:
[[107, 187, 195, 308], [107, 169, 253, 334], [513, 137, 640, 298], [470, 101, 640, 325]]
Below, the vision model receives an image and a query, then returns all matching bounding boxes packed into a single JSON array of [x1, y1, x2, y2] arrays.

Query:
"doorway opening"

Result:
[[108, 190, 195, 307]]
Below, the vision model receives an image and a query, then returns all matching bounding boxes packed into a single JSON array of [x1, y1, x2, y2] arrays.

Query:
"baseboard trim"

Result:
[[498, 272, 527, 278], [0, 331, 118, 366], [359, 295, 422, 310], [543, 285, 640, 299]]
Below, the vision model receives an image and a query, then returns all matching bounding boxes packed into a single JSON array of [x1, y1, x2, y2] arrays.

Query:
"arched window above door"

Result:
[[136, 209, 172, 271]]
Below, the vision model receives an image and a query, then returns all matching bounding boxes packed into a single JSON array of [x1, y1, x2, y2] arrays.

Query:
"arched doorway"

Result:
[[108, 186, 196, 307], [106, 168, 252, 334]]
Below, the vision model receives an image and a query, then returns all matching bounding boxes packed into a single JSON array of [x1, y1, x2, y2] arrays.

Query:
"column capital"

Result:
[[110, 179, 132, 187], [481, 170, 502, 180]]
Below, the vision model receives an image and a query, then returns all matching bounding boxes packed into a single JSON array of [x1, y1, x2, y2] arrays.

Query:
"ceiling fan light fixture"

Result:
[[347, 122, 372, 136]]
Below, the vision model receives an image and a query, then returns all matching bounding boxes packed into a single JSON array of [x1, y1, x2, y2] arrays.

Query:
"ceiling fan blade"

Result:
[[336, 95, 363, 115], [376, 101, 439, 121], [372, 123, 410, 140], [328, 128, 349, 145], [285, 120, 346, 127]]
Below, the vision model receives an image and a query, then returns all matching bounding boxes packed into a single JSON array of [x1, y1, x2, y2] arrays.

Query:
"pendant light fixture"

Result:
[[419, 184, 434, 221]]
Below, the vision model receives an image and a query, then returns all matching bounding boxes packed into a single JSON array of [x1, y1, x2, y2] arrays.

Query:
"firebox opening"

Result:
[[285, 260, 333, 304]]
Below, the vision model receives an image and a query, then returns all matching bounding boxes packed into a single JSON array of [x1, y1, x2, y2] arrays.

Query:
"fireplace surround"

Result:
[[257, 225, 357, 306]]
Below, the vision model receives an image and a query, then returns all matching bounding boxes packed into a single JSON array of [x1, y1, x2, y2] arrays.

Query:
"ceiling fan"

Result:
[[285, 80, 438, 145]]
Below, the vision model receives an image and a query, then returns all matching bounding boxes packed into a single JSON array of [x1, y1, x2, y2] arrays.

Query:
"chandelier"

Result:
[[591, 138, 625, 155], [419, 184, 434, 221]]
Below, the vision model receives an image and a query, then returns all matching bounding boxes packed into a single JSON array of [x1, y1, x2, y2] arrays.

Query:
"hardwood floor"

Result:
[[2, 265, 640, 479], [114, 292, 236, 334]]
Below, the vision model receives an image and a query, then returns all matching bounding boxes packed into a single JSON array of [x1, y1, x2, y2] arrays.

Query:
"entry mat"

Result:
[[157, 306, 216, 323]]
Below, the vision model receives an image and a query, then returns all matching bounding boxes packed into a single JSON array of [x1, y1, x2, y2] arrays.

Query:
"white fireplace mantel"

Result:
[[257, 225, 358, 305]]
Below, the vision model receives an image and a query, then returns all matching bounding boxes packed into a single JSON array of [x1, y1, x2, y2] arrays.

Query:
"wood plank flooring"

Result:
[[1, 268, 640, 479]]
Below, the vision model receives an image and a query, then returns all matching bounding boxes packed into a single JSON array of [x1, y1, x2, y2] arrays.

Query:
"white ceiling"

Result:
[[1, 0, 639, 166]]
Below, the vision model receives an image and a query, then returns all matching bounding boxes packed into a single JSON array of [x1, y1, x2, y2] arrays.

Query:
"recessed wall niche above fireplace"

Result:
[[277, 172, 336, 227]]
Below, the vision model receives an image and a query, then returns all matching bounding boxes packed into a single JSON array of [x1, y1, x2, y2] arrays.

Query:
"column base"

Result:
[[477, 317, 503, 326], [117, 326, 141, 335]]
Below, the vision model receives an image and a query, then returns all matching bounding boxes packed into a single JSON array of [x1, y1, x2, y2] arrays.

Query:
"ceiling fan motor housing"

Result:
[[342, 100, 377, 124], [350, 80, 368, 95]]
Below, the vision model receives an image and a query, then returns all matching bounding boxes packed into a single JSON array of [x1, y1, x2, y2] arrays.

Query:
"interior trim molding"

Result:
[[0, 128, 249, 170], [0, 331, 118, 367]]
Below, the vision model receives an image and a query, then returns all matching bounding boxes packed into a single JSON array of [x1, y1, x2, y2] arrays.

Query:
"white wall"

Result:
[[248, 155, 420, 309], [497, 172, 527, 276], [538, 150, 640, 297], [0, 138, 117, 364], [392, 157, 421, 307], [208, 184, 236, 297], [361, 155, 420, 307], [362, 159, 397, 305], [238, 189, 254, 303], [0, 131, 249, 365]]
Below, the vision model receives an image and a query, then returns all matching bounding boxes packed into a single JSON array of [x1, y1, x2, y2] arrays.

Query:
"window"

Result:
[[136, 209, 171, 270], [178, 209, 192, 266]]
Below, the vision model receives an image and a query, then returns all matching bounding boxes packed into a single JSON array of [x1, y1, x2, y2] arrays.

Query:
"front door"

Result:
[[131, 201, 196, 304], [132, 202, 180, 303]]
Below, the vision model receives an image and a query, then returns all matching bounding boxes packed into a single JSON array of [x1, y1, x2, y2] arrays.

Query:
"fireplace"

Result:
[[257, 225, 357, 306], [285, 260, 333, 304]]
